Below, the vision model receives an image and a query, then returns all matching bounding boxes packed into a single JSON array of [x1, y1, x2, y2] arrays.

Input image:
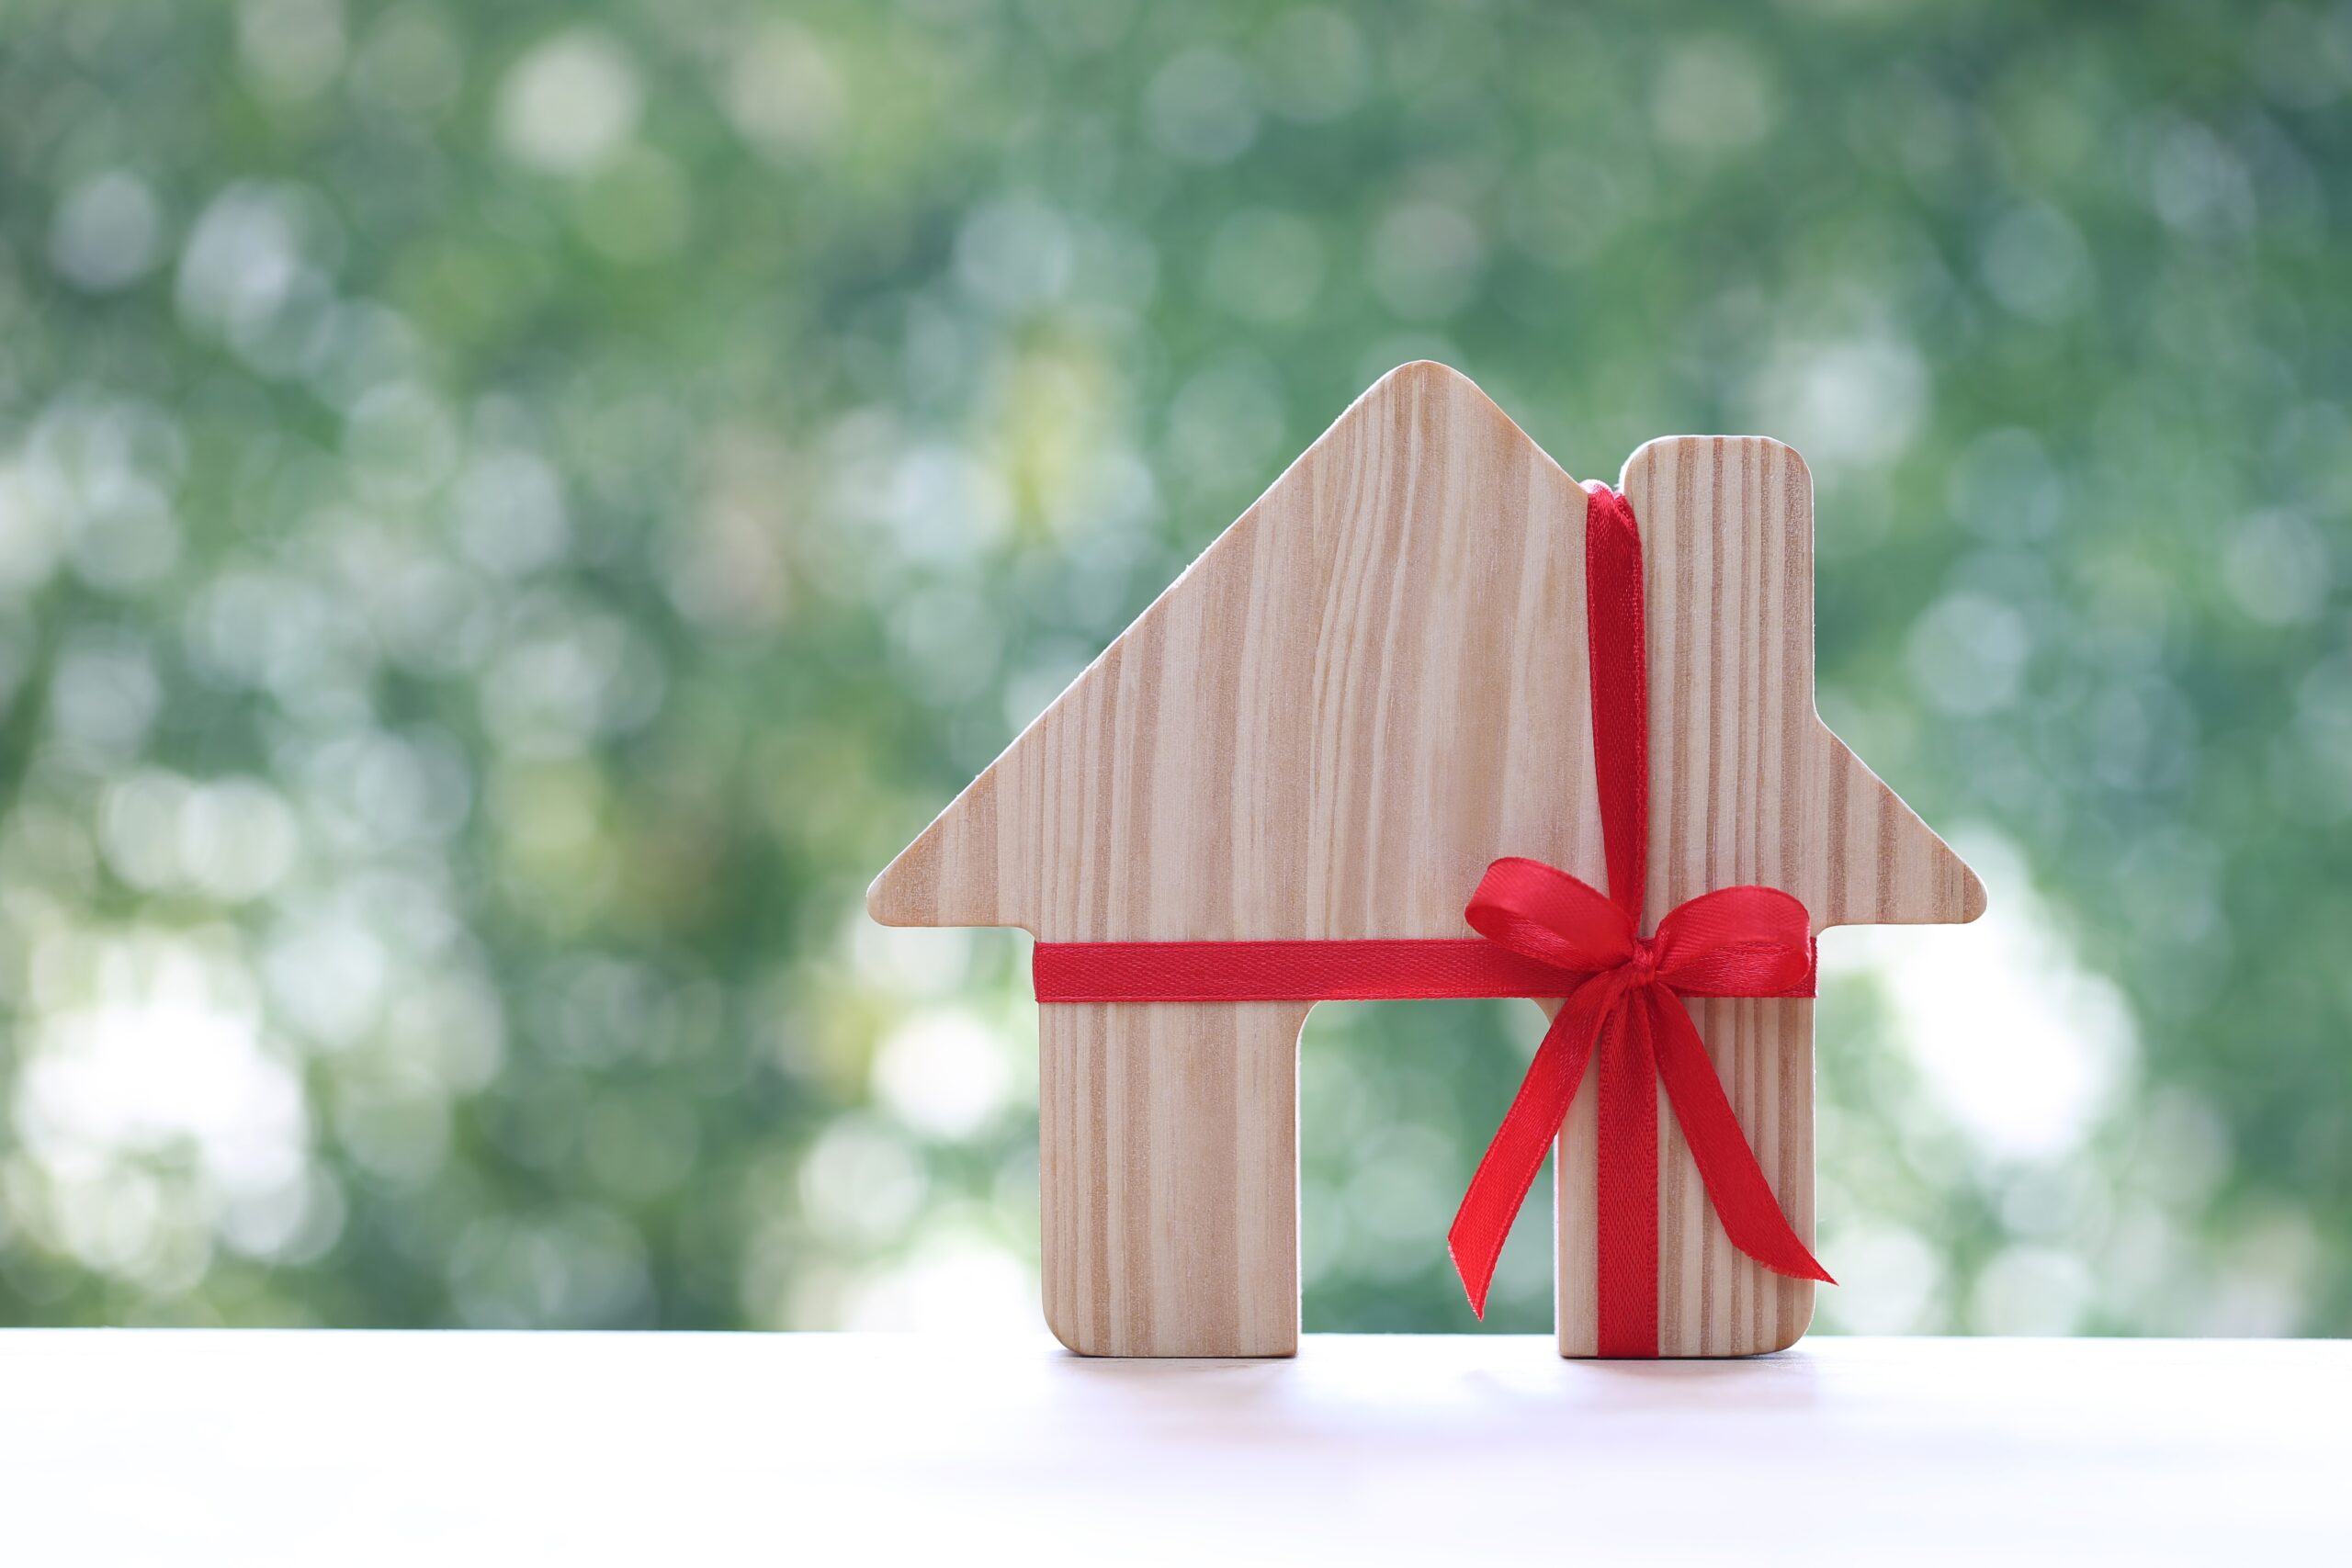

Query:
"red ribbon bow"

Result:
[[1031, 481, 1831, 1356], [1446, 857, 1830, 1347]]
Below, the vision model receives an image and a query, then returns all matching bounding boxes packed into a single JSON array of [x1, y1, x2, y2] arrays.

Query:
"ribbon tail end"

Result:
[[1445, 1233, 1494, 1321], [1760, 1252, 1836, 1287]]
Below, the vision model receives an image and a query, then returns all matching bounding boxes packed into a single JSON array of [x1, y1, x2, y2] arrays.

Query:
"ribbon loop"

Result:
[[1650, 886, 1817, 998], [1463, 856, 1635, 977]]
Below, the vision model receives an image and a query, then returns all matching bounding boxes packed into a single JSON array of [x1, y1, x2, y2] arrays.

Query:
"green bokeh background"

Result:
[[2, 0, 2346, 1336]]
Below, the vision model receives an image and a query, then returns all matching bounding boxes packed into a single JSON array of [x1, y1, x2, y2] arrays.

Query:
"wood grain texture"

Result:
[[1039, 1001, 1306, 1357], [870, 362, 1982, 1358]]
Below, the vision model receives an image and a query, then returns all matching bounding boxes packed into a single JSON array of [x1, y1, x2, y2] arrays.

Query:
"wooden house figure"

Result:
[[868, 362, 1983, 1359]]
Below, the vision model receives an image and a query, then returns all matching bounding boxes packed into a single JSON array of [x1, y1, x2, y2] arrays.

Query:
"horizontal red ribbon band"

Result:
[[1032, 931, 1817, 1006], [1038, 938, 1605, 1004]]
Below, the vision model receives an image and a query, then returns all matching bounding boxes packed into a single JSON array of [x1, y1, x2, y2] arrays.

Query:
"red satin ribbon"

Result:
[[1031, 481, 1832, 1355]]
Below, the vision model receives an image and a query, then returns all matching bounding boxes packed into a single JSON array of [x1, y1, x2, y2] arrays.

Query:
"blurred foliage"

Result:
[[0, 0, 2347, 1337]]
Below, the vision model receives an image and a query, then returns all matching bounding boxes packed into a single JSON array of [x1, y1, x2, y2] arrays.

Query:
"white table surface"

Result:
[[5, 1332, 2344, 1563]]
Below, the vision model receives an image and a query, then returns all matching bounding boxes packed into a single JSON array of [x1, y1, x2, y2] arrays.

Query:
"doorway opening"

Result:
[[1298, 997, 1555, 1335]]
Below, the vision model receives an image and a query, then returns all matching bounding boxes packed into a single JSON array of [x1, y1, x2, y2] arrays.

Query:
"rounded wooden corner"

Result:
[[1758, 1280, 1817, 1355], [865, 838, 934, 928], [862, 869, 906, 927], [1956, 863, 1989, 924], [1043, 1292, 1106, 1359], [1370, 357, 1473, 397], [1619, 434, 1814, 507], [1042, 1298, 1300, 1359]]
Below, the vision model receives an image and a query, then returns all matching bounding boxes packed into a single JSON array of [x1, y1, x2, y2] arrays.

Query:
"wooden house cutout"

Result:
[[869, 361, 1983, 1359]]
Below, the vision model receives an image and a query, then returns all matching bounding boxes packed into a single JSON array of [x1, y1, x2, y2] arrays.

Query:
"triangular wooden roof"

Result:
[[872, 361, 1981, 943]]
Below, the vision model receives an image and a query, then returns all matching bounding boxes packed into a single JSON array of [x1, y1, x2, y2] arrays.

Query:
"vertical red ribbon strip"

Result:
[[1032, 483, 1832, 1354]]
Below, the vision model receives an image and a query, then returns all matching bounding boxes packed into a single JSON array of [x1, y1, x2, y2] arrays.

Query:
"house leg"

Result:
[[1038, 999, 1308, 1357], [1555, 995, 1817, 1356]]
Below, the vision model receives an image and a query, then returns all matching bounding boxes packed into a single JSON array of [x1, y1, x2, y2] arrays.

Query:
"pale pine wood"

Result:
[[870, 362, 1982, 1358], [1040, 1001, 1307, 1357]]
